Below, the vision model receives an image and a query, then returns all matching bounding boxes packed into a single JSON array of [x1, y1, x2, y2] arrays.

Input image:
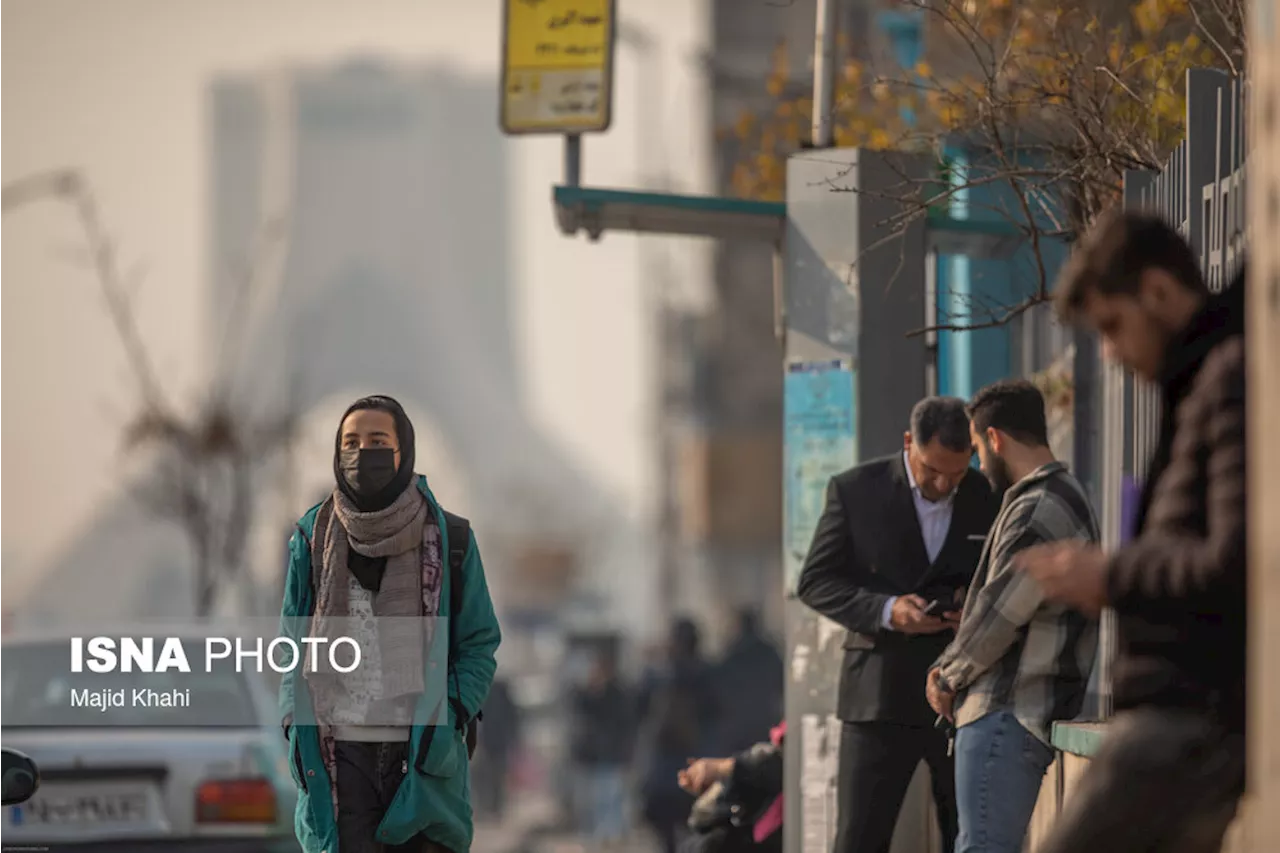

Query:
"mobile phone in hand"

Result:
[[923, 599, 947, 617]]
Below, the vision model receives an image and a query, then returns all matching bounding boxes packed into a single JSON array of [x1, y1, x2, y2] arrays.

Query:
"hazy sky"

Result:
[[1, 0, 715, 601]]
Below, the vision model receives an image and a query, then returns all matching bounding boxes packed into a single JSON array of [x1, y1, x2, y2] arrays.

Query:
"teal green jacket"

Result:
[[278, 477, 501, 853]]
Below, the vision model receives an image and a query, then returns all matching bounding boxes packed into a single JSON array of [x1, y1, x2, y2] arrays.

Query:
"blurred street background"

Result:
[[2, 1, 801, 849], [4, 0, 1275, 851]]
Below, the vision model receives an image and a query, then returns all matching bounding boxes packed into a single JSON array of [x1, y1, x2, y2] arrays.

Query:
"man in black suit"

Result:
[[797, 396, 998, 853]]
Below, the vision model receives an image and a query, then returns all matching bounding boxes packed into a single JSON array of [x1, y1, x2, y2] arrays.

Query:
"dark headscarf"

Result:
[[333, 395, 418, 590], [333, 394, 417, 512]]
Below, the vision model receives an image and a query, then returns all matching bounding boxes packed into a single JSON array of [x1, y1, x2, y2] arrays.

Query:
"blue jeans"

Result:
[[574, 764, 628, 841], [954, 711, 1055, 853]]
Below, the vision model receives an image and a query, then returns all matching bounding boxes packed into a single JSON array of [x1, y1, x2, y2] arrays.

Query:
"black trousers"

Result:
[[833, 721, 956, 853], [1038, 709, 1244, 853], [335, 740, 452, 853]]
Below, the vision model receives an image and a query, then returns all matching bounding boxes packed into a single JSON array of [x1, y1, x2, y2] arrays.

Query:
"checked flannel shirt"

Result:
[[934, 461, 1101, 743]]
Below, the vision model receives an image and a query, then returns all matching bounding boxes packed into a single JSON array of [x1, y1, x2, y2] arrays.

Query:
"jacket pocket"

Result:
[[289, 733, 308, 792], [843, 632, 877, 650], [415, 724, 463, 779]]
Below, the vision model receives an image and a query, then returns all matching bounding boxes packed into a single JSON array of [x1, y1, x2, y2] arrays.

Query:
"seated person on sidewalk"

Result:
[[678, 721, 785, 853], [927, 380, 1101, 853]]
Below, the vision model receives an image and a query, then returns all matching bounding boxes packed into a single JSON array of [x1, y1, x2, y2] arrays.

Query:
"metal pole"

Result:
[[564, 134, 582, 187], [811, 0, 839, 148], [773, 238, 787, 344], [925, 247, 939, 396]]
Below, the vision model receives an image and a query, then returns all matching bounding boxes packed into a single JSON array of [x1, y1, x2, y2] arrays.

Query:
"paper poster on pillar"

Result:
[[800, 712, 843, 853], [784, 359, 857, 596]]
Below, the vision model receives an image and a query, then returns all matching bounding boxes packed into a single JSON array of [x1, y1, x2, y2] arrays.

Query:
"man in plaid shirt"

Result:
[[926, 380, 1101, 853]]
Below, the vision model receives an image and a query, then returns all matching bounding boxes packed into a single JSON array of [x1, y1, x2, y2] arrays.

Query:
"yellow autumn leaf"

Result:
[[721, 0, 1234, 203]]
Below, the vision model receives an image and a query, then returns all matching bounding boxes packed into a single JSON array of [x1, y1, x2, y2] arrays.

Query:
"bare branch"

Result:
[[727, 0, 1241, 333], [908, 292, 1047, 337], [4, 168, 298, 617], [1187, 0, 1240, 76]]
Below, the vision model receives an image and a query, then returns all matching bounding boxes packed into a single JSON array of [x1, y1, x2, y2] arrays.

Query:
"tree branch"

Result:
[[907, 292, 1048, 337], [4, 168, 298, 617]]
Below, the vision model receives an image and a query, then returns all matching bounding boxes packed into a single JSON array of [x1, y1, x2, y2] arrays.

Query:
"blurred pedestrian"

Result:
[[709, 608, 783, 757], [637, 619, 719, 853], [796, 396, 998, 853], [279, 395, 502, 853], [1023, 213, 1247, 853], [473, 677, 520, 821], [926, 380, 1101, 853], [569, 651, 635, 846]]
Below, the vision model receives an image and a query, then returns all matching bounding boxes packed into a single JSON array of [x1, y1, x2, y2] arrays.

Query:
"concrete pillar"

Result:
[[1245, 0, 1280, 845], [782, 147, 938, 853]]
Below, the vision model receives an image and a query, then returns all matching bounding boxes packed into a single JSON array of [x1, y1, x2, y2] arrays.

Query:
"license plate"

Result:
[[9, 782, 155, 828]]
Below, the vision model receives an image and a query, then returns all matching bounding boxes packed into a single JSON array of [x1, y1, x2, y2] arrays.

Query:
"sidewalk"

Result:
[[525, 833, 657, 853], [471, 794, 658, 853], [471, 790, 559, 853]]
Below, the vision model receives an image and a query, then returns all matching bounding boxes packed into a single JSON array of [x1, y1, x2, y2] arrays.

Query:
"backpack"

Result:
[[300, 499, 480, 759]]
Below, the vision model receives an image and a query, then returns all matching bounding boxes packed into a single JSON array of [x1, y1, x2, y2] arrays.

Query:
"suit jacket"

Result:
[[797, 453, 998, 726]]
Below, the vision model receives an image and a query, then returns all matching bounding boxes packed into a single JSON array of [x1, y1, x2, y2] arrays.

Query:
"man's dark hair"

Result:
[[1055, 208, 1208, 321], [966, 379, 1049, 448], [910, 396, 971, 453]]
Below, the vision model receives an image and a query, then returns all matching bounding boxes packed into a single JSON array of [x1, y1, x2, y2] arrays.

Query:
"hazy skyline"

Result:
[[2, 0, 716, 638]]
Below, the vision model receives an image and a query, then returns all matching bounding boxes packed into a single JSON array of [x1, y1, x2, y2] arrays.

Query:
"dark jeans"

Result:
[[954, 711, 1056, 853], [1038, 709, 1245, 853], [335, 740, 452, 853], [834, 721, 957, 853]]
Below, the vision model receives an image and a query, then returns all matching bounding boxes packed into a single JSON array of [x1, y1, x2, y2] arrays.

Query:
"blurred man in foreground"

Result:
[[1022, 212, 1247, 853], [927, 380, 1100, 853], [798, 397, 998, 853]]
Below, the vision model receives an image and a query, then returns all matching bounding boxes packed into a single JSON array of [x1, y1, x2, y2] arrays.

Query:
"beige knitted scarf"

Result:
[[306, 481, 432, 708]]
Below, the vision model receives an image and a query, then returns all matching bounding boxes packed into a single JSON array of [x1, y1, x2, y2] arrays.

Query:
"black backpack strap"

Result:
[[442, 510, 471, 619], [307, 498, 335, 598], [441, 510, 480, 758], [293, 523, 311, 551]]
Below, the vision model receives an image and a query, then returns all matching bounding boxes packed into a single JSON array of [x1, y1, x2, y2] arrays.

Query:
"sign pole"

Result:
[[564, 134, 582, 188]]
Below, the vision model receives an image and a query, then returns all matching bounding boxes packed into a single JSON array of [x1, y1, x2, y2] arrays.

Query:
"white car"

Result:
[[1, 629, 300, 852]]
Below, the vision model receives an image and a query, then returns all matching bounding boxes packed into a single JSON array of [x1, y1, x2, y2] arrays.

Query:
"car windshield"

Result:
[[2, 640, 263, 728]]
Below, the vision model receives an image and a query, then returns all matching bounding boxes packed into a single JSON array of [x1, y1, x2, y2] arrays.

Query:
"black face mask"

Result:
[[333, 396, 417, 513], [339, 447, 398, 498]]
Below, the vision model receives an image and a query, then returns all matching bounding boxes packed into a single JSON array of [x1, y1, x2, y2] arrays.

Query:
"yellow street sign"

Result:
[[500, 0, 615, 135]]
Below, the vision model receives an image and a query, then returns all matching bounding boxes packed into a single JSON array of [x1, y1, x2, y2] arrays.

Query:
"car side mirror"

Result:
[[1, 747, 40, 806]]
